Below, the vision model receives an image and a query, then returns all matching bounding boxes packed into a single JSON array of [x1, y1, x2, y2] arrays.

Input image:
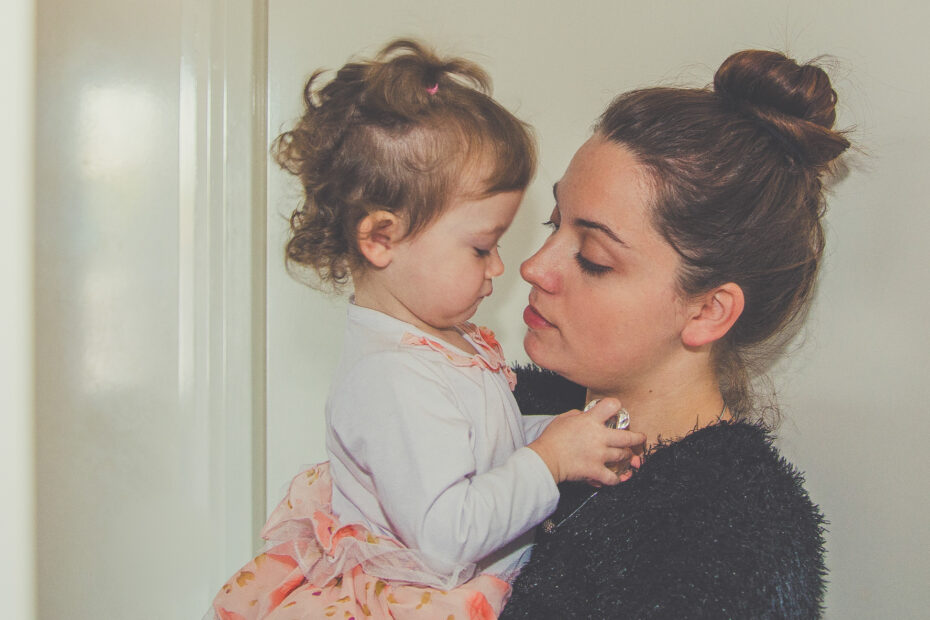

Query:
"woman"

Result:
[[501, 50, 849, 619]]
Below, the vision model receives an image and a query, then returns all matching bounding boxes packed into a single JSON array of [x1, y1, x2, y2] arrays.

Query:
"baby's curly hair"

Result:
[[273, 39, 537, 290]]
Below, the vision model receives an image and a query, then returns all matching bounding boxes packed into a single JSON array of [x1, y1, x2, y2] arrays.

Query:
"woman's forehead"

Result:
[[558, 138, 654, 234]]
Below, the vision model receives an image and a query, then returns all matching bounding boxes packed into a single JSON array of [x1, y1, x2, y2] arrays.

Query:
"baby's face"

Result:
[[385, 188, 524, 335]]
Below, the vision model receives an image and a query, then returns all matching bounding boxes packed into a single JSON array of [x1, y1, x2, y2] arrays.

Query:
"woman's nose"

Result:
[[520, 238, 560, 293]]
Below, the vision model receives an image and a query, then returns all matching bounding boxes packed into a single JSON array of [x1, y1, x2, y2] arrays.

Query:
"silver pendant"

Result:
[[583, 399, 630, 430]]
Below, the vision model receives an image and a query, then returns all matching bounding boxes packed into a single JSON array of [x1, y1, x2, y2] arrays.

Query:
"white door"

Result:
[[33, 0, 265, 617]]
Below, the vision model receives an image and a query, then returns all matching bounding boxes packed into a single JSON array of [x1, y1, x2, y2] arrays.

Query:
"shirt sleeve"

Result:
[[329, 351, 559, 576], [522, 414, 556, 444]]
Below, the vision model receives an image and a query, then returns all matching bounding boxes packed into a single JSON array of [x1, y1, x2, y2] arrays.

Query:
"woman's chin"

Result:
[[523, 330, 553, 369], [525, 331, 585, 385]]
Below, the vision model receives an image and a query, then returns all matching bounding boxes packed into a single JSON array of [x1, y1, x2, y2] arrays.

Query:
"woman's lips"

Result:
[[523, 304, 554, 329]]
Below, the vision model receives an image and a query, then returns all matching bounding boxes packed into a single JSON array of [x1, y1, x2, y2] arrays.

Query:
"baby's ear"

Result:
[[681, 282, 745, 348], [357, 210, 401, 268]]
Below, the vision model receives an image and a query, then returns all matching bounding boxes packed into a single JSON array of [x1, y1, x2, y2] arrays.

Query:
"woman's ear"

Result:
[[681, 283, 745, 348], [357, 210, 401, 268]]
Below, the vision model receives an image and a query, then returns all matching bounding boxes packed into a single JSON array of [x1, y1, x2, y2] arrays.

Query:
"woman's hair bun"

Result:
[[714, 50, 850, 167]]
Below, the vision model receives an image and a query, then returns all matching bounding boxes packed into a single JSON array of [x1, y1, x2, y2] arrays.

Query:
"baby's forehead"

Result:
[[467, 224, 509, 239], [441, 211, 505, 234], [446, 198, 520, 235]]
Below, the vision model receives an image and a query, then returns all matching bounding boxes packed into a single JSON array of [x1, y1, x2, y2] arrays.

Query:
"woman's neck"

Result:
[[587, 364, 727, 451]]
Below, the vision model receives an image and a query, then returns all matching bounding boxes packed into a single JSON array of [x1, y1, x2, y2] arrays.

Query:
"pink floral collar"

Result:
[[400, 323, 517, 390]]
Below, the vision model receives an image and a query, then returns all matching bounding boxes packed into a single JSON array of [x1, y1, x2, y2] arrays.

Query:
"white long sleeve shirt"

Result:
[[326, 303, 558, 589]]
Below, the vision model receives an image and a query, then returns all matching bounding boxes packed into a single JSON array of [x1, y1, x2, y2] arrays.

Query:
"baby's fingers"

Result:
[[603, 446, 633, 464], [591, 466, 625, 487], [585, 398, 625, 425], [606, 428, 646, 449]]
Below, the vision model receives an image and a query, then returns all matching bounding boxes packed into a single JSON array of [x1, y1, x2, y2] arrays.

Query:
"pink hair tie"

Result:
[[426, 83, 439, 95]]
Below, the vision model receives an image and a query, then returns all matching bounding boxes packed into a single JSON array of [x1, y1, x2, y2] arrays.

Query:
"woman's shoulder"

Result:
[[621, 421, 822, 533], [504, 421, 827, 619], [626, 422, 826, 616], [639, 421, 822, 528], [650, 419, 789, 474]]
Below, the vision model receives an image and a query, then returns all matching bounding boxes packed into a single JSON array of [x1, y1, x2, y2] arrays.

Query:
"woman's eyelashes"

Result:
[[543, 206, 561, 231], [543, 214, 611, 275], [575, 252, 612, 276]]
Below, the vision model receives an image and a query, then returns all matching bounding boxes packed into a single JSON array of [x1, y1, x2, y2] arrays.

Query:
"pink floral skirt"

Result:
[[210, 463, 510, 619]]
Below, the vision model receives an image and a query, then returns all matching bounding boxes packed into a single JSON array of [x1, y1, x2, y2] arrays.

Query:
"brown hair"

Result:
[[273, 39, 537, 289], [596, 50, 850, 421]]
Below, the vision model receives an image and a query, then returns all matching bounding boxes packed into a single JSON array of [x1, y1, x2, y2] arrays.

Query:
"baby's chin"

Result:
[[458, 301, 483, 323]]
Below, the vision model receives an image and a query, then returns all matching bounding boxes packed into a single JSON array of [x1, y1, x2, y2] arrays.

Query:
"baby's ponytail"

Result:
[[356, 39, 492, 120]]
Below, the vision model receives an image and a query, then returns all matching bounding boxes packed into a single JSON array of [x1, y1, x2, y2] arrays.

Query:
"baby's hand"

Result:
[[528, 398, 646, 486]]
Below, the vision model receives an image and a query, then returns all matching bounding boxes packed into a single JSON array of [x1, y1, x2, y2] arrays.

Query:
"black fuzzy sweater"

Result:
[[502, 367, 826, 619]]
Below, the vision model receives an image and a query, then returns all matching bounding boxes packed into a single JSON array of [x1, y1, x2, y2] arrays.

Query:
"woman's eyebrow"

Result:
[[574, 218, 628, 246], [554, 182, 628, 247]]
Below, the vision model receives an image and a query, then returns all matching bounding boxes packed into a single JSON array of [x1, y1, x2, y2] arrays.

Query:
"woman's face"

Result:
[[521, 136, 691, 396]]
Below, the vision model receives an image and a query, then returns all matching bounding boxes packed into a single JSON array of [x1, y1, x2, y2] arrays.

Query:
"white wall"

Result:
[[1, 1, 37, 618], [266, 1, 930, 618], [33, 0, 265, 617]]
